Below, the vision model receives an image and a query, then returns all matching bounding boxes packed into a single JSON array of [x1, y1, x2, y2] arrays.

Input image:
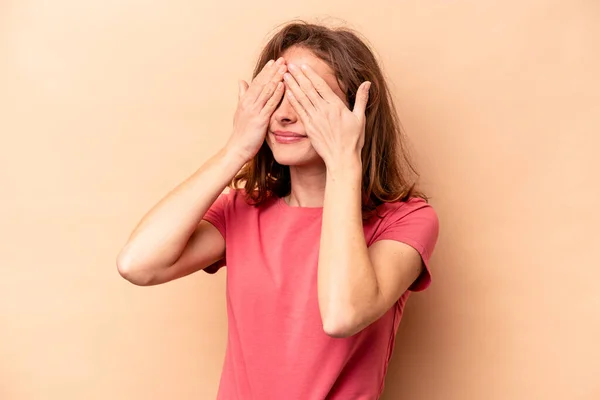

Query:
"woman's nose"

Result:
[[272, 93, 298, 124]]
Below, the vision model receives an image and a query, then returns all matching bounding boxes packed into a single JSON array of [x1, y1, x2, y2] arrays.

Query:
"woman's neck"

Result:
[[285, 164, 327, 208]]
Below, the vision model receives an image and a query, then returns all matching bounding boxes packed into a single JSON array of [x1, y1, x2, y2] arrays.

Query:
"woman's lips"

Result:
[[271, 131, 307, 144]]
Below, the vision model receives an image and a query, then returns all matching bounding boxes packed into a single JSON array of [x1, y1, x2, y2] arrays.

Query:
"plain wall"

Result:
[[1, 1, 599, 399]]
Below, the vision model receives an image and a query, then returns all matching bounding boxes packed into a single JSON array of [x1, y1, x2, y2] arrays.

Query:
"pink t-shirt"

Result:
[[203, 189, 439, 400]]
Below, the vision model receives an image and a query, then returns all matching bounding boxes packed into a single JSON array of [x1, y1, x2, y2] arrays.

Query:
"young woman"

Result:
[[117, 21, 439, 400]]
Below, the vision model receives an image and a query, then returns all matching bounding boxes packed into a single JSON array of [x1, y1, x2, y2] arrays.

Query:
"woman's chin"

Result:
[[272, 149, 323, 168]]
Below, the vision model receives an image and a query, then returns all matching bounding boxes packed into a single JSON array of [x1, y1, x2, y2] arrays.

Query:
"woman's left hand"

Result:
[[283, 63, 371, 168]]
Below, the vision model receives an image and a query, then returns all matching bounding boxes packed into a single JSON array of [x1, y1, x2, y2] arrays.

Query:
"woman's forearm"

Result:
[[317, 158, 380, 337], [116, 146, 246, 275]]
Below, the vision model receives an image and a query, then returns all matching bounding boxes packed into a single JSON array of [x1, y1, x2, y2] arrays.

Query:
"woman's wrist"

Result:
[[217, 145, 251, 176], [325, 154, 362, 180], [221, 142, 252, 165]]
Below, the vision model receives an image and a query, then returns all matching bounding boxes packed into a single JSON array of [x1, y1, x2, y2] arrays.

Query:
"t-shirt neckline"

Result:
[[276, 196, 324, 214]]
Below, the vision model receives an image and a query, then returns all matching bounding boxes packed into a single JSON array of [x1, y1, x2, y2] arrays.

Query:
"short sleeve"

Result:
[[201, 190, 230, 274], [372, 200, 440, 291]]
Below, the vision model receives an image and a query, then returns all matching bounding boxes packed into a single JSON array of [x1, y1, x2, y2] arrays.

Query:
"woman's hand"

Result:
[[226, 57, 287, 162], [283, 63, 371, 169]]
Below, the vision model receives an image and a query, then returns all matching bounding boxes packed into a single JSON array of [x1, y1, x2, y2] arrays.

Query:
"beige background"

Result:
[[1, 1, 599, 399]]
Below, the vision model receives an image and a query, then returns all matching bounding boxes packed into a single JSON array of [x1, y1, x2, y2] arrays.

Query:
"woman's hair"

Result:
[[231, 20, 426, 217]]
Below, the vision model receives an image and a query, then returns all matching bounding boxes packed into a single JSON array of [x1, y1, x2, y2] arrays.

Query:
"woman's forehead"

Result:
[[281, 46, 345, 98]]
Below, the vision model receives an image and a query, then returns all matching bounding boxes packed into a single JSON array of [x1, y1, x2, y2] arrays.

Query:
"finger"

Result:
[[260, 81, 285, 116], [256, 80, 279, 108], [246, 58, 285, 101], [287, 64, 324, 107], [298, 64, 340, 104], [285, 89, 310, 123], [270, 63, 288, 86], [244, 59, 276, 100], [263, 58, 287, 85], [283, 72, 315, 113], [238, 80, 249, 100], [352, 81, 371, 117]]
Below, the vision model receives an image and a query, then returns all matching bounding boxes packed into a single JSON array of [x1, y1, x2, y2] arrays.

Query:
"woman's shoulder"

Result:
[[376, 196, 433, 214], [367, 196, 440, 250], [222, 187, 278, 210], [219, 187, 247, 206], [370, 196, 438, 225]]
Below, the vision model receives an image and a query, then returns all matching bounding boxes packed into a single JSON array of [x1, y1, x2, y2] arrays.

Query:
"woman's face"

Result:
[[267, 46, 347, 168]]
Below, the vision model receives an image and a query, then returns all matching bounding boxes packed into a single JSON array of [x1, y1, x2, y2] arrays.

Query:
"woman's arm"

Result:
[[116, 57, 287, 286], [318, 162, 424, 338], [283, 63, 425, 337], [116, 147, 246, 286]]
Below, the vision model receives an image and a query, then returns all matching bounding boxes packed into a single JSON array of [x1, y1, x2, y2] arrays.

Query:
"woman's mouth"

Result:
[[271, 131, 307, 144]]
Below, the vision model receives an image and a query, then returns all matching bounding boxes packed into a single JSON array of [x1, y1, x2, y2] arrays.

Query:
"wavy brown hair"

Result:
[[231, 21, 426, 217]]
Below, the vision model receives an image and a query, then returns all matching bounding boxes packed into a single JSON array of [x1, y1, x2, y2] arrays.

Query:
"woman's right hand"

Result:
[[226, 57, 287, 162]]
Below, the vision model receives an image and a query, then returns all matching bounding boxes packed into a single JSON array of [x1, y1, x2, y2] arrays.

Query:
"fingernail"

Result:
[[278, 65, 287, 74], [284, 73, 291, 80], [366, 82, 372, 90], [266, 59, 275, 66], [288, 63, 297, 71], [276, 57, 284, 64]]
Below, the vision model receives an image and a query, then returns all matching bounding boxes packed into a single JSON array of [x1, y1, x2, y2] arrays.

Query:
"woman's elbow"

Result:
[[116, 250, 154, 286], [321, 308, 364, 338]]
